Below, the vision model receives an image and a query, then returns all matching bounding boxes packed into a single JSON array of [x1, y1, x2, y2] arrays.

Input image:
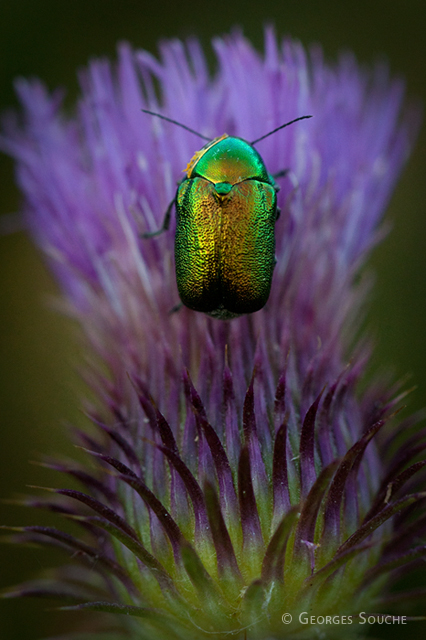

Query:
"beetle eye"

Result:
[[214, 182, 233, 195]]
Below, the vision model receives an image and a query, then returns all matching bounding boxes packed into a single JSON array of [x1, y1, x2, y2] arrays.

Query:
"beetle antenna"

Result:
[[141, 109, 211, 142], [251, 115, 313, 145]]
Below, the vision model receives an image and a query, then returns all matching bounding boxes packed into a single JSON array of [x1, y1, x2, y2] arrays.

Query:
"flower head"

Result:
[[1, 29, 424, 639]]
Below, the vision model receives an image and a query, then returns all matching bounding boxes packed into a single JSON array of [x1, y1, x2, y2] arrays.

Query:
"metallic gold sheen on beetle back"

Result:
[[176, 136, 278, 319]]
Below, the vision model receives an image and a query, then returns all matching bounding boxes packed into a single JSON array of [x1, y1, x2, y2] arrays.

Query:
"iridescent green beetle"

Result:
[[142, 110, 311, 320]]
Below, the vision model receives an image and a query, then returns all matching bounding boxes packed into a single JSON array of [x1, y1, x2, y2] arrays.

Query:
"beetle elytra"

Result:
[[142, 110, 311, 320]]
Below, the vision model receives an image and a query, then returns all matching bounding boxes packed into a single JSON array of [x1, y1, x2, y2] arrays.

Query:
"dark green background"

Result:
[[1, 1, 425, 638]]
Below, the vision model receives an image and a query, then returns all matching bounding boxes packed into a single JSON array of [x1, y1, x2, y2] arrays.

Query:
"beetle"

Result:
[[142, 110, 312, 320]]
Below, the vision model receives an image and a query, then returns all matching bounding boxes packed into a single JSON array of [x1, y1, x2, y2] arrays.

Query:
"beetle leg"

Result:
[[272, 168, 289, 180], [141, 198, 174, 238], [276, 206, 281, 221], [168, 302, 183, 315]]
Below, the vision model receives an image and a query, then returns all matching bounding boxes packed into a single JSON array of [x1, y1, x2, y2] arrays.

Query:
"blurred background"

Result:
[[0, 1, 425, 638]]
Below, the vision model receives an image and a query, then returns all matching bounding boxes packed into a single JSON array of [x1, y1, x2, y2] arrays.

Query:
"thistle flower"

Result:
[[1, 29, 425, 640]]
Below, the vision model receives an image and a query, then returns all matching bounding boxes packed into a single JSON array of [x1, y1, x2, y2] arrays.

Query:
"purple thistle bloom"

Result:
[[1, 28, 425, 639]]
